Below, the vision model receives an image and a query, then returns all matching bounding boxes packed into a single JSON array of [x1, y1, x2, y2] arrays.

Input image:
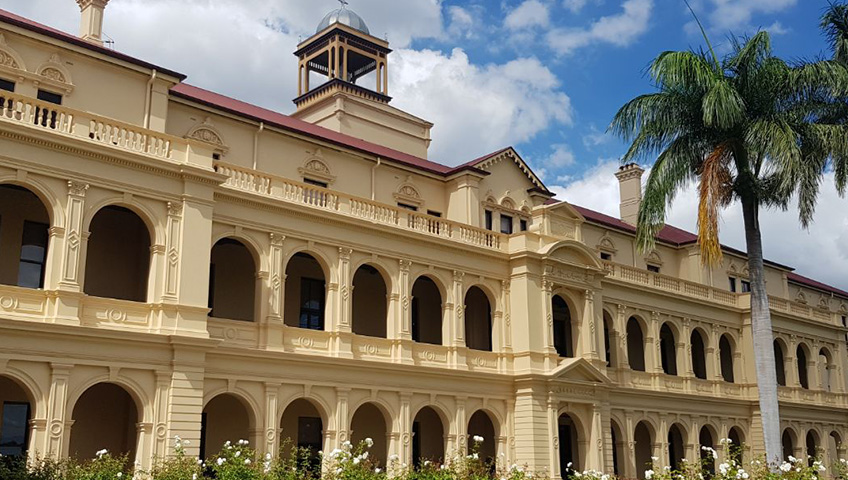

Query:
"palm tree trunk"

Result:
[[741, 195, 781, 464]]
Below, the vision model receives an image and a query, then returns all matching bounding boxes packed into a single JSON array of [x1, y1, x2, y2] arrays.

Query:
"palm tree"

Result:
[[823, 1, 848, 64], [609, 26, 848, 463]]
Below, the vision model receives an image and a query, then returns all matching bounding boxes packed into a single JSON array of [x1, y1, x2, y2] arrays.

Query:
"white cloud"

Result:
[[583, 124, 612, 148], [550, 161, 848, 290], [544, 143, 578, 168], [505, 0, 550, 30], [706, 0, 796, 32], [390, 49, 573, 163], [563, 0, 589, 13], [546, 0, 653, 56], [446, 6, 476, 39]]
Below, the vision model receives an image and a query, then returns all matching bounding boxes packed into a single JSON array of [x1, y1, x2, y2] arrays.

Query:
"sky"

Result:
[[1, 0, 846, 290]]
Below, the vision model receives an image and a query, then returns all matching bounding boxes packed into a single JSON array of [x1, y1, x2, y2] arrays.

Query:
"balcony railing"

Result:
[[768, 295, 836, 324], [0, 91, 193, 162], [603, 262, 739, 307], [214, 162, 505, 251]]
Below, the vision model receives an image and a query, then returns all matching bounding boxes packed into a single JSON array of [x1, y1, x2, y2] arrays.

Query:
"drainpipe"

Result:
[[371, 157, 382, 200], [252, 122, 264, 170], [143, 69, 157, 129]]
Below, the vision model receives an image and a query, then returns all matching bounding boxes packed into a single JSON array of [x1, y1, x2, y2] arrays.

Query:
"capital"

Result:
[[76, 0, 109, 9]]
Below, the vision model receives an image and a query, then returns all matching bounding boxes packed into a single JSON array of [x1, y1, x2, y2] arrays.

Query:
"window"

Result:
[[741, 280, 751, 293], [729, 277, 737, 292], [427, 210, 442, 218], [398, 202, 418, 212], [500, 214, 513, 234], [0, 402, 30, 457], [520, 219, 528, 232], [0, 79, 13, 92], [18, 221, 48, 289], [647, 265, 660, 273], [35, 90, 61, 129], [212, 153, 221, 161], [299, 278, 325, 330], [304, 178, 328, 189], [601, 252, 612, 261], [485, 210, 493, 231], [37, 90, 62, 105]]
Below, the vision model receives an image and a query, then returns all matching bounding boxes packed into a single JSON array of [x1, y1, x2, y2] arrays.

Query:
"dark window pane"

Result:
[[729, 277, 737, 292], [520, 219, 528, 232], [0, 403, 30, 457], [500, 215, 513, 234], [485, 210, 493, 230], [601, 252, 612, 261], [18, 221, 48, 289], [37, 90, 62, 105], [398, 203, 418, 212], [303, 178, 328, 189], [300, 278, 325, 330], [0, 79, 14, 92], [741, 281, 751, 293], [647, 265, 660, 273]]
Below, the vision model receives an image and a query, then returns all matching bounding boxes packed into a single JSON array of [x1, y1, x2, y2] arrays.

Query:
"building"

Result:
[[0, 1, 846, 477]]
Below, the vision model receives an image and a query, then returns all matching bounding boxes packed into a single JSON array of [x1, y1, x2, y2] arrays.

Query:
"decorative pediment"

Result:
[[394, 176, 423, 206], [298, 149, 335, 184], [840, 303, 847, 315], [33, 53, 74, 94], [542, 240, 605, 276], [819, 295, 830, 309], [550, 357, 611, 385], [0, 33, 26, 71], [597, 232, 617, 254], [645, 250, 663, 267], [500, 193, 516, 211], [186, 117, 228, 152], [796, 291, 808, 305]]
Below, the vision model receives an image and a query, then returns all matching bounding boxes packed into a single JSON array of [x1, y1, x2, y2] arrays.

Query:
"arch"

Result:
[[797, 344, 810, 389], [285, 252, 328, 330], [69, 383, 140, 460], [0, 184, 52, 289], [558, 412, 582, 472], [542, 240, 604, 269], [0, 177, 63, 229], [691, 328, 708, 380], [699, 425, 717, 474], [201, 393, 256, 459], [36, 53, 73, 89], [553, 295, 575, 358], [634, 421, 655, 479], [728, 427, 744, 464], [209, 238, 257, 322], [280, 398, 324, 471], [719, 334, 735, 383], [352, 263, 389, 338], [84, 205, 152, 302], [185, 117, 228, 152], [828, 431, 842, 467], [819, 348, 833, 392], [774, 339, 787, 386], [412, 406, 446, 466], [0, 33, 27, 71], [465, 286, 493, 352], [412, 275, 443, 345], [660, 323, 677, 376], [350, 402, 389, 466], [610, 418, 625, 476], [627, 316, 646, 372], [603, 311, 615, 367], [0, 375, 36, 457], [806, 430, 820, 464], [783, 428, 798, 461], [468, 410, 498, 466], [668, 423, 686, 471]]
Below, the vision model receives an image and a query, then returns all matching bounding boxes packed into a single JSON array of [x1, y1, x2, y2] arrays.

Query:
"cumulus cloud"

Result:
[[546, 0, 654, 56], [550, 161, 848, 290], [704, 0, 797, 32], [504, 0, 550, 30]]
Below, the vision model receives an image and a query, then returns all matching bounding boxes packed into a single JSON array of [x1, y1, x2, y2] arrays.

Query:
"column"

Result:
[[261, 234, 285, 348], [335, 388, 350, 451], [648, 312, 661, 388], [171, 197, 215, 335], [624, 412, 636, 479], [136, 422, 154, 471], [547, 393, 560, 479], [658, 415, 669, 468], [161, 202, 183, 303], [58, 181, 87, 292], [165, 343, 207, 459], [152, 372, 170, 458], [583, 290, 600, 363], [786, 337, 799, 388], [334, 248, 354, 358], [398, 393, 412, 467], [513, 382, 550, 471], [616, 305, 630, 382], [393, 260, 413, 364], [687, 419, 701, 465], [588, 403, 605, 472], [450, 271, 466, 368], [43, 363, 72, 457], [501, 280, 513, 353], [455, 397, 468, 456], [542, 280, 555, 354], [263, 383, 280, 456]]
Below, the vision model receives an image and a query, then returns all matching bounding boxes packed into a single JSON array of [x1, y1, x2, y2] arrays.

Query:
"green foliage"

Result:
[[64, 452, 129, 480], [150, 437, 202, 480]]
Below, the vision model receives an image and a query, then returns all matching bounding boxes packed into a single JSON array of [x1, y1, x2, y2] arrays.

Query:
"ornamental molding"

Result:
[[0, 33, 26, 71], [34, 53, 74, 95], [186, 117, 228, 152], [644, 250, 663, 267], [393, 176, 423, 206], [597, 232, 617, 254], [298, 149, 335, 184]]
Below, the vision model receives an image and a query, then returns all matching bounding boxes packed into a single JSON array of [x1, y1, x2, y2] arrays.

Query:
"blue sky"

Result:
[[2, 0, 846, 289]]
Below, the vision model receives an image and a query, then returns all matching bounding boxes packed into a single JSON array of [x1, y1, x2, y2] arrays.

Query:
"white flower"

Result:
[[473, 453, 479, 460], [342, 441, 352, 449], [365, 437, 374, 447], [788, 455, 797, 463], [117, 474, 123, 478], [651, 456, 659, 462], [473, 435, 485, 443], [238, 439, 248, 445], [719, 463, 730, 475], [375, 468, 382, 473], [336, 468, 343, 474], [224, 441, 231, 447], [390, 454, 399, 461], [265, 453, 272, 460], [244, 459, 251, 465], [96, 449, 109, 458], [362, 451, 369, 460], [780, 462, 792, 472], [645, 469, 655, 479], [567, 462, 573, 468], [217, 457, 226, 466], [424, 460, 431, 466], [235, 451, 241, 458], [353, 457, 361, 465], [192, 475, 197, 480]]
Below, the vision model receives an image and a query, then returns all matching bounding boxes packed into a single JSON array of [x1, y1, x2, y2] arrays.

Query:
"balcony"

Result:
[[214, 162, 506, 252], [603, 262, 739, 307]]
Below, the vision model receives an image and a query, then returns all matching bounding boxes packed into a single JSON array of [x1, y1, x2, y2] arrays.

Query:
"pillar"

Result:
[[513, 381, 550, 471], [263, 383, 280, 456], [455, 397, 468, 456], [334, 248, 353, 358], [393, 260, 413, 364], [260, 233, 285, 348], [501, 280, 513, 353], [583, 290, 600, 363], [624, 412, 637, 479], [164, 343, 207, 459], [398, 393, 412, 467], [152, 372, 170, 458], [547, 393, 560, 479], [334, 388, 350, 451], [43, 363, 72, 457], [450, 271, 466, 368]]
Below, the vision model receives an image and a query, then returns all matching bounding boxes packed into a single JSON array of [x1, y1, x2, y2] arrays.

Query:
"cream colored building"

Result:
[[0, 2, 846, 477]]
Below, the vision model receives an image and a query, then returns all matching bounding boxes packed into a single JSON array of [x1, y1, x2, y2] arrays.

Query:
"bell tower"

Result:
[[292, 1, 433, 159]]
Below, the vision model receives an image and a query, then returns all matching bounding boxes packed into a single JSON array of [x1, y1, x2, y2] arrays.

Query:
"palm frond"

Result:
[[650, 50, 718, 91], [703, 79, 746, 128], [822, 1, 848, 63], [698, 144, 734, 265]]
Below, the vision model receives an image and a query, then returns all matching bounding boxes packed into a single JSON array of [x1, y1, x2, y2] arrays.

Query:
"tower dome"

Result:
[[317, 8, 370, 35]]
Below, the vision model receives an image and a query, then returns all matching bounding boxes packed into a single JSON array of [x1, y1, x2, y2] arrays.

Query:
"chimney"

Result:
[[615, 163, 645, 225], [76, 0, 110, 45]]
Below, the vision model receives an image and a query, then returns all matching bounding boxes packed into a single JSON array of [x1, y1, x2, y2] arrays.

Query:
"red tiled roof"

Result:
[[0, 8, 185, 80], [787, 273, 848, 299], [571, 204, 698, 246], [170, 83, 487, 178]]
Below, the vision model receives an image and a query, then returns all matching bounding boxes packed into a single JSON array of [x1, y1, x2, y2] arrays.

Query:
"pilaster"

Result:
[[43, 363, 73, 457]]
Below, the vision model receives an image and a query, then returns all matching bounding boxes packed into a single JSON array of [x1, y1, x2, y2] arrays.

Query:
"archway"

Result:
[[611, 420, 625, 476], [412, 407, 445, 466], [828, 432, 842, 467], [350, 403, 388, 466], [728, 427, 744, 464], [0, 376, 34, 457], [691, 329, 707, 380], [209, 238, 256, 321], [660, 324, 677, 375], [604, 312, 615, 367], [352, 265, 388, 338], [806, 431, 819, 464], [668, 424, 685, 471], [0, 185, 51, 289], [465, 287, 493, 352], [627, 317, 646, 372], [284, 253, 327, 330], [797, 345, 810, 389], [69, 383, 139, 460], [782, 429, 796, 461], [85, 206, 151, 302], [280, 399, 324, 471], [559, 413, 580, 472], [719, 335, 735, 383], [699, 425, 716, 474], [819, 349, 832, 392], [634, 421, 654, 479], [201, 394, 252, 459], [774, 340, 786, 386], [412, 277, 443, 345], [553, 295, 574, 358], [468, 410, 497, 466]]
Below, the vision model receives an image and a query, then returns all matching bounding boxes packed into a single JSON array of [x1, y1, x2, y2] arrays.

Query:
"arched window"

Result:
[[553, 295, 574, 358], [465, 287, 493, 351], [0, 376, 35, 457], [807, 431, 819, 465], [782, 430, 795, 461], [699, 426, 716, 475], [69, 383, 139, 461], [828, 432, 842, 468], [202, 394, 253, 459], [660, 324, 677, 375], [351, 403, 388, 466], [819, 349, 832, 392], [0, 185, 51, 289], [797, 345, 810, 389], [412, 277, 442, 345], [611, 421, 624, 476], [352, 265, 388, 338], [468, 411, 497, 467], [728, 427, 744, 464], [559, 413, 581, 473], [668, 424, 685, 471], [604, 313, 614, 367], [719, 335, 735, 383], [85, 206, 151, 302], [634, 421, 654, 479], [285, 253, 326, 331], [209, 238, 256, 322], [280, 399, 324, 472], [413, 407, 446, 467], [774, 340, 786, 386], [691, 330, 707, 380], [627, 317, 646, 372]]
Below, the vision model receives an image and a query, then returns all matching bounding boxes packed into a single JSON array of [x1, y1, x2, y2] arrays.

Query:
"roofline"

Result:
[[0, 8, 186, 81]]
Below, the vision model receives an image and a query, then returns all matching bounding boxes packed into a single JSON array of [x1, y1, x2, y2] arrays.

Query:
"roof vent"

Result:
[[615, 163, 645, 226]]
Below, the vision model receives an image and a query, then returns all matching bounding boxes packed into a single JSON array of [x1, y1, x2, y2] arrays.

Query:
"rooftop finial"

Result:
[[338, 0, 349, 8]]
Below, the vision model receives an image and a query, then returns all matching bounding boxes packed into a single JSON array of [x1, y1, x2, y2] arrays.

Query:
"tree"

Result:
[[609, 26, 848, 463], [823, 1, 848, 65]]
